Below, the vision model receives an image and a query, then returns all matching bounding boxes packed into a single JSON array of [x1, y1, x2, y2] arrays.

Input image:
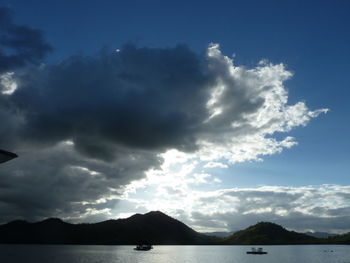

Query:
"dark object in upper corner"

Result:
[[0, 149, 18, 164]]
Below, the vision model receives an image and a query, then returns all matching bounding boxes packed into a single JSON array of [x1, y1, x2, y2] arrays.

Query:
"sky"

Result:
[[0, 0, 349, 234]]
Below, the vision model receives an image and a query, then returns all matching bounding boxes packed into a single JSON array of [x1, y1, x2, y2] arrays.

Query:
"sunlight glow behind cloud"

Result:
[[0, 72, 17, 95]]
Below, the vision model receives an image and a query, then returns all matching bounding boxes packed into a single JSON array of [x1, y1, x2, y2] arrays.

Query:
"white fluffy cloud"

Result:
[[195, 44, 328, 164]]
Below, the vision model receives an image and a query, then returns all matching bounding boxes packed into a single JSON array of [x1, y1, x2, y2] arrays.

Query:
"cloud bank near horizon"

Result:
[[186, 184, 350, 234], [116, 158, 350, 234]]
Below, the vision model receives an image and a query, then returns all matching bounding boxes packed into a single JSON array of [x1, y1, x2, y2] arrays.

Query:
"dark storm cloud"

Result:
[[0, 7, 52, 73], [0, 40, 216, 221], [2, 43, 324, 164], [8, 44, 211, 159], [0, 141, 161, 222]]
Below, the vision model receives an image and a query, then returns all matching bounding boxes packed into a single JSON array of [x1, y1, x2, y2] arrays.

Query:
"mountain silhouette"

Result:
[[304, 231, 338, 238], [0, 213, 349, 245], [0, 211, 217, 245], [325, 232, 350, 244], [223, 222, 319, 245]]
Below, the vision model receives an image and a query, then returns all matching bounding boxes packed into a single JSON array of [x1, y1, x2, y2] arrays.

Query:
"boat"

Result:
[[134, 244, 153, 251], [246, 247, 268, 254]]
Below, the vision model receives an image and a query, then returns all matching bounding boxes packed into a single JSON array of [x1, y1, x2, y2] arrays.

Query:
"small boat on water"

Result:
[[246, 247, 267, 254], [134, 244, 153, 251]]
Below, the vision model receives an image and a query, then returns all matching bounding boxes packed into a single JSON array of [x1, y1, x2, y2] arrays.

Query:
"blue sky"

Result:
[[0, 0, 349, 233]]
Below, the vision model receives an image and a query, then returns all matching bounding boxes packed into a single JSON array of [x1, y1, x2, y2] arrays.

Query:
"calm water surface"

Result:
[[0, 245, 349, 263]]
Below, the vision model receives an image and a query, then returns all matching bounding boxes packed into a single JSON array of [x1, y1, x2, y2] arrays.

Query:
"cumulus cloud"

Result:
[[0, 141, 160, 222], [0, 12, 328, 222], [7, 44, 210, 156], [0, 7, 52, 73], [204, 162, 228, 168], [2, 43, 327, 162]]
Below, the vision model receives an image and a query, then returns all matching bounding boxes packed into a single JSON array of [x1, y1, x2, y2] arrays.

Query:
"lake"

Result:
[[0, 245, 349, 263]]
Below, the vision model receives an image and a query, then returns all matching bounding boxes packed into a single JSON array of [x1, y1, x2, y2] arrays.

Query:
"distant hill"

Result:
[[202, 231, 235, 238], [305, 231, 339, 239], [325, 232, 350, 244], [223, 222, 320, 245], [0, 211, 217, 245]]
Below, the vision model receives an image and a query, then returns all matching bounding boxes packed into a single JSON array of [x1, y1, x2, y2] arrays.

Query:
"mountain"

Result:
[[0, 211, 217, 245], [202, 231, 235, 238], [223, 222, 320, 245], [1, 213, 349, 245], [325, 232, 350, 244], [305, 231, 339, 238]]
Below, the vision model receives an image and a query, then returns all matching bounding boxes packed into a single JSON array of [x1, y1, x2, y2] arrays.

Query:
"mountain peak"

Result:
[[144, 211, 167, 217], [39, 218, 65, 224], [225, 221, 318, 245], [249, 221, 285, 231]]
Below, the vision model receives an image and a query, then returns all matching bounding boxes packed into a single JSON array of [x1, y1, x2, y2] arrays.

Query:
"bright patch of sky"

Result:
[[0, 72, 17, 95]]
